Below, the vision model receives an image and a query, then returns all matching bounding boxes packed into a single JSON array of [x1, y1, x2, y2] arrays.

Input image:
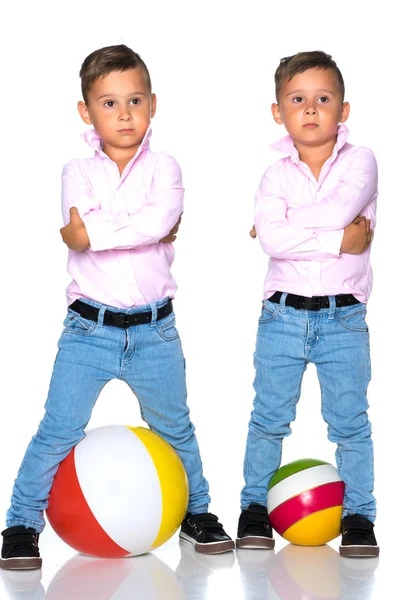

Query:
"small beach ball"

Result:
[[267, 459, 344, 546], [46, 425, 189, 557]]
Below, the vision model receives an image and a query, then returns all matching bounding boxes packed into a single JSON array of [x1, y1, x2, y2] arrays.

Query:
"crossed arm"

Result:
[[252, 150, 377, 259], [60, 155, 184, 252], [61, 208, 182, 251]]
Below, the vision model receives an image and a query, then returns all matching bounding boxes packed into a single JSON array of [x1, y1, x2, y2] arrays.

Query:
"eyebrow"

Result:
[[286, 88, 336, 97], [96, 91, 148, 101]]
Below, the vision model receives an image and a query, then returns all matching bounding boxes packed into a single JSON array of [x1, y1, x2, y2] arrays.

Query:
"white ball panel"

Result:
[[75, 426, 162, 555]]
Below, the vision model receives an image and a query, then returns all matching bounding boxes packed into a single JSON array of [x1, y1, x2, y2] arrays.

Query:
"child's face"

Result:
[[78, 68, 156, 156], [272, 68, 349, 150]]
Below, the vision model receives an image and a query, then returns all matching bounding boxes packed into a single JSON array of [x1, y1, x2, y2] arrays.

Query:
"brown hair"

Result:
[[79, 44, 152, 103], [274, 51, 345, 102]]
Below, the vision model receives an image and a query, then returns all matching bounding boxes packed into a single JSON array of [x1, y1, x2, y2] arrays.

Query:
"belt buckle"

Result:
[[112, 312, 131, 328], [311, 296, 321, 311]]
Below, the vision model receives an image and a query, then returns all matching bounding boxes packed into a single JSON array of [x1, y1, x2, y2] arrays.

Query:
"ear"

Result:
[[150, 93, 157, 118], [340, 101, 350, 124], [271, 102, 283, 125], [77, 101, 93, 125]]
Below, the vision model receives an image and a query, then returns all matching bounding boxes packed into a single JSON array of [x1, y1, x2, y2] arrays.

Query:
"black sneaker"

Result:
[[339, 514, 379, 557], [236, 503, 275, 549], [179, 513, 234, 554], [0, 527, 42, 570]]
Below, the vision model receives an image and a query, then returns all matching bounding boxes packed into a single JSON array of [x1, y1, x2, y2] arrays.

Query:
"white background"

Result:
[[0, 1, 398, 598]]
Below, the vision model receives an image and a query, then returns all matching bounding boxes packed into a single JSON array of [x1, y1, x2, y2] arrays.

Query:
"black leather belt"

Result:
[[69, 299, 173, 328], [268, 292, 360, 311]]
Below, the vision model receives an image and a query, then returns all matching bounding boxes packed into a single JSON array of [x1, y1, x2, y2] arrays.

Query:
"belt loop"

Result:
[[150, 303, 158, 327], [97, 305, 107, 327], [279, 292, 288, 314], [328, 296, 336, 319]]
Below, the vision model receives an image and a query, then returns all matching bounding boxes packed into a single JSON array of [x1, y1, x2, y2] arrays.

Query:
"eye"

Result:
[[104, 101, 115, 108], [130, 98, 141, 105], [293, 97, 303, 103], [318, 96, 330, 103]]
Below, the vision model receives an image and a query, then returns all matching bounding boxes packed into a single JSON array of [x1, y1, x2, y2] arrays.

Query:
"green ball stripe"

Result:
[[268, 458, 329, 490]]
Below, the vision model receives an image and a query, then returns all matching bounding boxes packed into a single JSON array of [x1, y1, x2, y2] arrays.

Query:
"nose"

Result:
[[118, 105, 133, 121], [304, 103, 318, 116]]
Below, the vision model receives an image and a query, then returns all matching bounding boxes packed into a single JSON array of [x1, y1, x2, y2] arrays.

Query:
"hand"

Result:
[[340, 215, 373, 254], [160, 214, 182, 243], [60, 207, 90, 252], [250, 225, 257, 239]]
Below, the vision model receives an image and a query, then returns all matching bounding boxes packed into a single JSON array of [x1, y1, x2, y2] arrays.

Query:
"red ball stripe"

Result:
[[269, 481, 345, 534], [46, 447, 128, 558]]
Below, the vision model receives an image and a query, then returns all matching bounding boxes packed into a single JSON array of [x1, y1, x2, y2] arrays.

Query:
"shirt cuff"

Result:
[[84, 218, 107, 252], [319, 229, 344, 257]]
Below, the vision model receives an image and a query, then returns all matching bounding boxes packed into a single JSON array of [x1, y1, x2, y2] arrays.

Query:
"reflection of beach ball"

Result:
[[268, 545, 342, 600], [267, 459, 344, 546], [46, 425, 189, 557], [45, 553, 186, 600]]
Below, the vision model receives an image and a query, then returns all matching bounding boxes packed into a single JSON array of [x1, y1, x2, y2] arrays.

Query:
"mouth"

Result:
[[118, 128, 135, 134], [303, 123, 318, 129]]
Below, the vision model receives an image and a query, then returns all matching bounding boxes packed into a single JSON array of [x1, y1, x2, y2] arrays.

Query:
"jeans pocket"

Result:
[[259, 300, 280, 324], [155, 313, 180, 341], [336, 306, 369, 333], [63, 311, 97, 336]]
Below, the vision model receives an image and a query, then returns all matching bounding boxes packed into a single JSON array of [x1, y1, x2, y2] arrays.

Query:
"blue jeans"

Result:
[[241, 294, 376, 521], [7, 298, 210, 532]]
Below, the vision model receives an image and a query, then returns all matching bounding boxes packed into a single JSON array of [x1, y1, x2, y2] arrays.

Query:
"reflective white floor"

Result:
[[0, 527, 384, 599]]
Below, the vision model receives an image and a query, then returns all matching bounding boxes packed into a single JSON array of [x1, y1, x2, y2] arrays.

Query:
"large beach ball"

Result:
[[267, 459, 344, 546], [46, 425, 189, 557]]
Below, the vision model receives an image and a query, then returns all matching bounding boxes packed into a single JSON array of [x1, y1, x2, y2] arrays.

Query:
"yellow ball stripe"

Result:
[[282, 506, 342, 546], [128, 427, 189, 550]]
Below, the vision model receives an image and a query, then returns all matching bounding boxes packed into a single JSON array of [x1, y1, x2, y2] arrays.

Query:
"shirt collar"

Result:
[[81, 122, 153, 158], [270, 124, 350, 163]]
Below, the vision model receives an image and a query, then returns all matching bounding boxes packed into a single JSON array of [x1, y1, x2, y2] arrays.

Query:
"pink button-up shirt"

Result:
[[61, 125, 184, 308], [254, 126, 378, 303]]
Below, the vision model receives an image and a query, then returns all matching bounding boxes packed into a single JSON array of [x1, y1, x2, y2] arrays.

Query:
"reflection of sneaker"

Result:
[[236, 548, 275, 570], [176, 540, 235, 600], [236, 546, 275, 596], [178, 538, 235, 573], [179, 513, 235, 554], [236, 504, 275, 549], [339, 515, 379, 557], [0, 528, 42, 570], [341, 556, 379, 578], [1, 569, 45, 599], [340, 555, 379, 598]]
